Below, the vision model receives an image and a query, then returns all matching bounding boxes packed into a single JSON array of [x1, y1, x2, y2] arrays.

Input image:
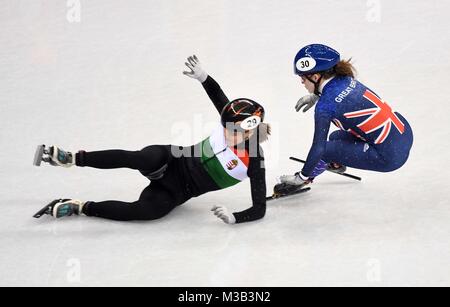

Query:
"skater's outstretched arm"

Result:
[[211, 148, 267, 224], [201, 76, 230, 114], [183, 55, 230, 114], [234, 166, 267, 223], [234, 151, 267, 223], [215, 149, 267, 225]]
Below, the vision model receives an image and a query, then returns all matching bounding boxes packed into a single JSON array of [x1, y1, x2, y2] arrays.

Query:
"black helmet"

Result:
[[220, 98, 265, 131]]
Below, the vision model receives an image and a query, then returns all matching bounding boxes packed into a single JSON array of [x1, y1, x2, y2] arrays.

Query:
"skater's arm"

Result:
[[232, 176, 266, 223], [233, 154, 267, 223], [182, 55, 230, 114], [201, 75, 231, 114], [301, 113, 332, 177]]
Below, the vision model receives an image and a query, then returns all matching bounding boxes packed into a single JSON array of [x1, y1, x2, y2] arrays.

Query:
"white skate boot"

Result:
[[33, 145, 76, 167], [279, 173, 309, 186], [271, 172, 311, 198], [33, 199, 86, 218]]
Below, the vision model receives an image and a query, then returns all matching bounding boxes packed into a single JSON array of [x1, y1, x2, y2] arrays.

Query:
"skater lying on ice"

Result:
[[33, 55, 270, 224], [278, 44, 413, 194]]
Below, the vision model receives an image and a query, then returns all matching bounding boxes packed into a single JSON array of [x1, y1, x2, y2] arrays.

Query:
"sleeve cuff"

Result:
[[231, 213, 238, 224], [199, 72, 208, 83]]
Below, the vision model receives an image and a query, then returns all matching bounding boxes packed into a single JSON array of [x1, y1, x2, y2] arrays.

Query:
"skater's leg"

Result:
[[288, 131, 359, 180], [328, 130, 359, 143], [324, 131, 361, 172], [82, 184, 177, 221], [322, 139, 390, 172], [319, 126, 412, 173], [76, 145, 171, 172]]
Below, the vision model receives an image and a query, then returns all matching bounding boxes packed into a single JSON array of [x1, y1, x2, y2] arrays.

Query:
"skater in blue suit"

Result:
[[280, 44, 413, 187]]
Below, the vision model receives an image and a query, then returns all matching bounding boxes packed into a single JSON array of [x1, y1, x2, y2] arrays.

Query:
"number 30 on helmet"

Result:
[[294, 44, 341, 76]]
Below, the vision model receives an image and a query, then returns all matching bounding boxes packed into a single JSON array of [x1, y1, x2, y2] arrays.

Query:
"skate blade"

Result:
[[266, 187, 311, 201], [33, 145, 45, 166], [273, 182, 309, 195], [33, 199, 61, 218]]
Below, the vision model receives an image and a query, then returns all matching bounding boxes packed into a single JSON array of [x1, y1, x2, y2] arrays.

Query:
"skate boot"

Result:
[[33, 199, 86, 218], [274, 172, 311, 197], [279, 173, 309, 186], [33, 145, 76, 167], [327, 162, 347, 174]]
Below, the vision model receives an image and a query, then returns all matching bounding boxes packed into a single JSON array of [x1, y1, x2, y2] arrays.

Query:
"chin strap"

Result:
[[305, 75, 323, 96], [305, 67, 336, 96]]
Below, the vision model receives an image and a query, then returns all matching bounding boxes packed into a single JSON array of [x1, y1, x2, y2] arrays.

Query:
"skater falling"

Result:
[[34, 56, 270, 224]]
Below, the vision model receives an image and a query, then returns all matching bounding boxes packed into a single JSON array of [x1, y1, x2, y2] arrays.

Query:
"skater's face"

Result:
[[300, 74, 320, 93], [224, 124, 255, 146]]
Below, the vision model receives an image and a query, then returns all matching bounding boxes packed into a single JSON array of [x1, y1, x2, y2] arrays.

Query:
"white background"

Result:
[[0, 0, 449, 286]]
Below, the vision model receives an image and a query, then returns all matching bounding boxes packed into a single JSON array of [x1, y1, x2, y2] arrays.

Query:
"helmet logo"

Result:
[[226, 159, 239, 170], [230, 102, 252, 116], [296, 57, 317, 72], [221, 99, 265, 129], [240, 115, 261, 130]]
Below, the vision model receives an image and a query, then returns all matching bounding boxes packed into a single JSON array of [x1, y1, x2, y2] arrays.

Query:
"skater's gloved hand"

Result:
[[295, 94, 319, 113], [211, 205, 236, 224], [183, 55, 208, 83]]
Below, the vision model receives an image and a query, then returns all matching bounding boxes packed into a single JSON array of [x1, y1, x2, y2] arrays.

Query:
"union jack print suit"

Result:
[[301, 76, 413, 177]]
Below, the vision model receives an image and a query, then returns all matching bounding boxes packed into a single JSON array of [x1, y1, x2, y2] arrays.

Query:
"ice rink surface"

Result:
[[0, 0, 449, 286]]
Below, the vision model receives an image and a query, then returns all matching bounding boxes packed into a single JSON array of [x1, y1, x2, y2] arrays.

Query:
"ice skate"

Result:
[[33, 145, 75, 167], [279, 173, 309, 186], [33, 199, 86, 218], [267, 182, 310, 201], [267, 173, 311, 200]]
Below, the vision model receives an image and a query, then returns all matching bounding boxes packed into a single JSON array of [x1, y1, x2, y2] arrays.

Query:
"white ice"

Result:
[[0, 0, 449, 287]]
